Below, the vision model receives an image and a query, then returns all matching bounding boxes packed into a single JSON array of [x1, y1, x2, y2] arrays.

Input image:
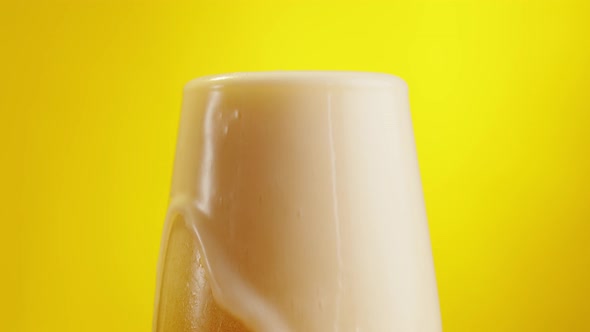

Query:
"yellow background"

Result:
[[2, 0, 589, 331]]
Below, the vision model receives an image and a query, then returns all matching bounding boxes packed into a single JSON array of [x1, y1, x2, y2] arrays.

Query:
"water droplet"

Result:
[[233, 109, 240, 119], [223, 125, 229, 135]]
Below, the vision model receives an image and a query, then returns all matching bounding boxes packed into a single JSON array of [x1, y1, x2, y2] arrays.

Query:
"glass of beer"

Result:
[[153, 72, 441, 332]]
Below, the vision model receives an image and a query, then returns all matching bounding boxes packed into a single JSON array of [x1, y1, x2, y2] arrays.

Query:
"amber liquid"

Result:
[[155, 215, 248, 331]]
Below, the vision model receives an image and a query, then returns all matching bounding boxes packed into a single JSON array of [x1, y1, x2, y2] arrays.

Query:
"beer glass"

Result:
[[153, 72, 441, 332]]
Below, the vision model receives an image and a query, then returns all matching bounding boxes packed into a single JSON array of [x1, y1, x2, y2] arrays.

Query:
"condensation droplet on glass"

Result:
[[318, 299, 324, 311]]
